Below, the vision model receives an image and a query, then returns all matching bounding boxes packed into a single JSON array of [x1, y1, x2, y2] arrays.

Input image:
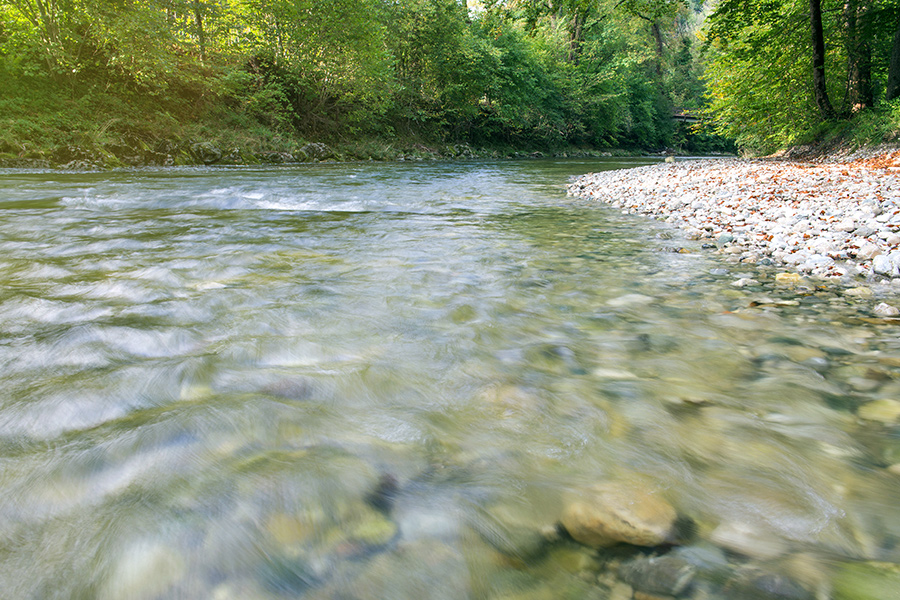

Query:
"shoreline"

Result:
[[567, 146, 900, 292], [0, 137, 690, 170]]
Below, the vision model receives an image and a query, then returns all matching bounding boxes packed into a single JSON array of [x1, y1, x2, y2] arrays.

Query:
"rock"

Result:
[[190, 142, 223, 164], [472, 501, 551, 560], [559, 481, 677, 548], [222, 147, 244, 163], [672, 544, 730, 575], [350, 538, 471, 599], [298, 143, 333, 161], [845, 287, 874, 298], [52, 144, 93, 164], [593, 368, 640, 380], [606, 294, 655, 308], [709, 521, 787, 560], [874, 302, 900, 317], [99, 540, 186, 600], [618, 554, 696, 597], [259, 151, 293, 163], [366, 473, 400, 514], [857, 399, 900, 423], [609, 582, 634, 600], [732, 278, 759, 287], [872, 255, 894, 275], [856, 242, 882, 260], [266, 512, 315, 546], [262, 378, 315, 400], [724, 568, 814, 600], [343, 505, 398, 547], [783, 553, 831, 598], [800, 254, 834, 271], [775, 273, 802, 285]]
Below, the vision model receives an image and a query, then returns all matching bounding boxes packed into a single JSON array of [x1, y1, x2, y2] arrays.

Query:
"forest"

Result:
[[0, 0, 898, 165]]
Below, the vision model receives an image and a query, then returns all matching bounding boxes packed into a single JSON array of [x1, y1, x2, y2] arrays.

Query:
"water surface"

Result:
[[1, 159, 898, 599]]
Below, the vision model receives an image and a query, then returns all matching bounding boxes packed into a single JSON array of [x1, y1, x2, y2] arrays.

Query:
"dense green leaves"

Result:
[[703, 0, 900, 152], [0, 0, 719, 152]]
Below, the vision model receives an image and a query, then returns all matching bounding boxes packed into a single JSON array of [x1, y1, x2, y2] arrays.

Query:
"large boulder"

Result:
[[560, 481, 677, 548], [297, 142, 333, 162], [190, 142, 223, 164]]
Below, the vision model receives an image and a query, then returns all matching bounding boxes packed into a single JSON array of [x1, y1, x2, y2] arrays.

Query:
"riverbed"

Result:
[[0, 159, 898, 599]]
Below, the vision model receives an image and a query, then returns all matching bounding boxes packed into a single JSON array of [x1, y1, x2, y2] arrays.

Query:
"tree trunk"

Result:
[[193, 0, 206, 62], [844, 0, 872, 110], [568, 12, 584, 63], [651, 21, 664, 78], [888, 22, 900, 101], [809, 0, 835, 118]]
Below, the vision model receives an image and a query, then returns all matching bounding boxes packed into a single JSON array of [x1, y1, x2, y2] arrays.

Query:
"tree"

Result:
[[888, 20, 900, 100], [703, 0, 900, 151], [809, 0, 836, 117], [843, 0, 873, 109]]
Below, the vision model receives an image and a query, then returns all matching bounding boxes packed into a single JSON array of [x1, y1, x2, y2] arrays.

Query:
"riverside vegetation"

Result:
[[2, 0, 900, 166], [0, 0, 721, 167]]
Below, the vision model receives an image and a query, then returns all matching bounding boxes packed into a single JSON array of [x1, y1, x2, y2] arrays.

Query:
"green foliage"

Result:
[[703, 0, 900, 153], [0, 0, 725, 158]]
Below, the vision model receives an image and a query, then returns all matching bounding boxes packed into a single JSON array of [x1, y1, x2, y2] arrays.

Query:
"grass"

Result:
[[788, 99, 900, 156]]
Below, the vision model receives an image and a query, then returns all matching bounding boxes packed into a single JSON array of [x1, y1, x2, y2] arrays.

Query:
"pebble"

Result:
[[559, 481, 677, 548], [775, 273, 802, 285], [99, 540, 186, 600], [845, 286, 874, 297], [618, 554, 696, 596], [874, 302, 900, 316], [732, 278, 759, 287], [857, 399, 900, 423], [567, 149, 900, 283], [709, 521, 787, 560]]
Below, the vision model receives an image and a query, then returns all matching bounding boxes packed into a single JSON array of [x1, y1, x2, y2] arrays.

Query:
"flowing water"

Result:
[[0, 160, 898, 599]]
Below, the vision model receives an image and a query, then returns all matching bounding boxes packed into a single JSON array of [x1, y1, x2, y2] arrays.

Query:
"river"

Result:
[[0, 159, 898, 599]]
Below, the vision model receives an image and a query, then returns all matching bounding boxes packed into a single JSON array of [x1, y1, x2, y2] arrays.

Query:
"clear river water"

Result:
[[0, 159, 898, 599]]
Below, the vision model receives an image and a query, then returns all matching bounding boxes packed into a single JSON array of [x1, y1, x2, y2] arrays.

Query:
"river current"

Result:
[[0, 160, 898, 599]]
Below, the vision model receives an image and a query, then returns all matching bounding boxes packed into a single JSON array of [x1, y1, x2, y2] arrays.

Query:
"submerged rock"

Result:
[[99, 540, 186, 600], [618, 554, 696, 597], [709, 521, 787, 560], [723, 568, 814, 600], [471, 500, 555, 560], [366, 473, 400, 514], [559, 481, 677, 548], [857, 399, 900, 424]]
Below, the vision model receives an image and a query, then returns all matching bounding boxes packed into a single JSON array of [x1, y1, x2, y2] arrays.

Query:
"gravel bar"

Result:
[[567, 148, 900, 285]]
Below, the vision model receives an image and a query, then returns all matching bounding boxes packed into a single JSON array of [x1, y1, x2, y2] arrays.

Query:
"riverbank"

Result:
[[568, 145, 900, 289], [0, 136, 655, 170]]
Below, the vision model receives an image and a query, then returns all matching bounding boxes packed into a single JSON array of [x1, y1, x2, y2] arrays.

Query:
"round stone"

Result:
[[559, 481, 677, 548], [874, 303, 900, 317], [858, 399, 900, 424]]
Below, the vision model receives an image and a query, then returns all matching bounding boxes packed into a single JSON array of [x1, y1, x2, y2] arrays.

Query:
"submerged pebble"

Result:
[[560, 481, 678, 548]]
